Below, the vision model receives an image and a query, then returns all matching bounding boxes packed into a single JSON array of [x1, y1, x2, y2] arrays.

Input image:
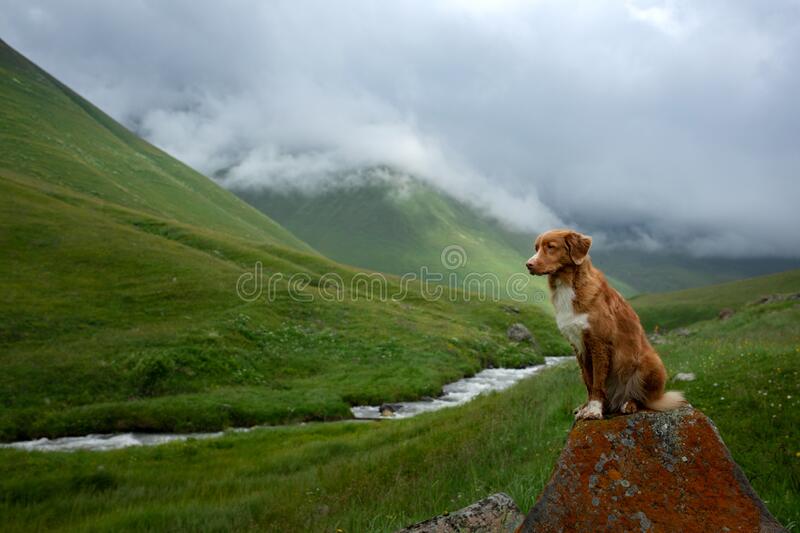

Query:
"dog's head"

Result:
[[526, 229, 592, 276]]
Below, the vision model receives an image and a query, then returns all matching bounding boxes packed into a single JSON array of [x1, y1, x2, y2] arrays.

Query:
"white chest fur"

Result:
[[552, 280, 589, 354]]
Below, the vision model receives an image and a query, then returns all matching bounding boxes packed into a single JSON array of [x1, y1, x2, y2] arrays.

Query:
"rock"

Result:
[[754, 293, 800, 305], [673, 372, 696, 382], [507, 323, 533, 343], [380, 403, 400, 417], [516, 407, 786, 533], [396, 492, 523, 533], [501, 305, 521, 314], [647, 333, 665, 345], [718, 308, 735, 320], [754, 295, 779, 305], [674, 327, 692, 337]]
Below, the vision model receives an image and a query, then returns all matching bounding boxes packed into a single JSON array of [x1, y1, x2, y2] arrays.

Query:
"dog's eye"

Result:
[[547, 243, 556, 250]]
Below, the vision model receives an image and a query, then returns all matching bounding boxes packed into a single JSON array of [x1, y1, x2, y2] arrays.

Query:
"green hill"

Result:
[[589, 249, 800, 295], [631, 268, 800, 330], [231, 171, 636, 299], [0, 41, 308, 251], [231, 172, 800, 298], [0, 39, 568, 441], [1, 37, 797, 533]]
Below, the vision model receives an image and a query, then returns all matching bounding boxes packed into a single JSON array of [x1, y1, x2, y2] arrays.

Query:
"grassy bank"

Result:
[[1, 301, 797, 532], [631, 268, 800, 330]]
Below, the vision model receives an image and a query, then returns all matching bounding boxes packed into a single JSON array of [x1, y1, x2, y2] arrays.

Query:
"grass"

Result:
[[0, 171, 567, 441], [0, 39, 307, 251], [589, 248, 800, 295], [0, 301, 797, 532], [631, 268, 800, 330], [1, 36, 799, 532], [0, 38, 568, 441]]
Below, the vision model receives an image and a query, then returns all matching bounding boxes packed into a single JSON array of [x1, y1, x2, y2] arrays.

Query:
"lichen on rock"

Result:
[[516, 407, 787, 533]]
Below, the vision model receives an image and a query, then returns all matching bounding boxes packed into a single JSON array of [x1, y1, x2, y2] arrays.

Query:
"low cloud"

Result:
[[2, 0, 799, 256]]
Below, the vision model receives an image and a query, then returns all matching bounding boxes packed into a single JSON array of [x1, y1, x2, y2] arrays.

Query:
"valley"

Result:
[[0, 37, 798, 532]]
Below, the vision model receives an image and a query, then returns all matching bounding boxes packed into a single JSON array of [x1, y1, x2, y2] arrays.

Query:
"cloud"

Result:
[[2, 0, 799, 256]]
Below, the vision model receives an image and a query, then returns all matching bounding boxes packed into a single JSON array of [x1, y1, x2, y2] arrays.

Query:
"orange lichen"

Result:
[[516, 408, 786, 533]]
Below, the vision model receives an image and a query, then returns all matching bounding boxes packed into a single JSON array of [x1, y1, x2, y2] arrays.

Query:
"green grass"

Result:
[[0, 39, 307, 251], [0, 170, 567, 441], [1, 36, 798, 533], [0, 39, 568, 441], [589, 248, 800, 295], [652, 301, 800, 526], [0, 302, 797, 532], [631, 268, 800, 330]]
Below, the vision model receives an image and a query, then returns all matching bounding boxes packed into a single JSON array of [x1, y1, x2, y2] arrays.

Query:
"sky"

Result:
[[2, 0, 799, 257]]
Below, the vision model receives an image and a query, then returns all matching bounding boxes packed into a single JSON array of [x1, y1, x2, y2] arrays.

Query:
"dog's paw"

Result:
[[620, 400, 639, 414], [572, 402, 587, 415], [575, 400, 603, 420]]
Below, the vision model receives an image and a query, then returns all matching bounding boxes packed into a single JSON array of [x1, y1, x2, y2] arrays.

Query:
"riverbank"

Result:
[[1, 302, 797, 531], [3, 357, 572, 452]]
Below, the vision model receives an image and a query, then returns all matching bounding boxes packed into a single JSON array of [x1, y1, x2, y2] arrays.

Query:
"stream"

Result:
[[1, 356, 571, 453]]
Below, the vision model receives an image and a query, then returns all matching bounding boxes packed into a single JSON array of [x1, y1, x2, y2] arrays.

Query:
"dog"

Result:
[[526, 229, 685, 420]]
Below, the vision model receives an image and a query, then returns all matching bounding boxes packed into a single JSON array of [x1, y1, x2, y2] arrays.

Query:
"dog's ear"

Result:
[[565, 231, 592, 265]]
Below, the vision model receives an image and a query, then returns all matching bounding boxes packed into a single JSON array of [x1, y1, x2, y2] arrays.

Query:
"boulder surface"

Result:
[[396, 492, 523, 533], [517, 407, 786, 533], [507, 323, 533, 343]]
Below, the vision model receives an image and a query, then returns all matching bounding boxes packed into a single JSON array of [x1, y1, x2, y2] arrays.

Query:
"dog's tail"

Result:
[[646, 390, 687, 411]]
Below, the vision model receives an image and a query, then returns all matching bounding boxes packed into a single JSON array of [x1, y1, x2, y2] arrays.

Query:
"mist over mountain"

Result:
[[228, 169, 800, 294], [3, 0, 799, 258]]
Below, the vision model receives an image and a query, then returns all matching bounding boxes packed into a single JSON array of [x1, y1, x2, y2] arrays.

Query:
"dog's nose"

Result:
[[525, 261, 534, 269]]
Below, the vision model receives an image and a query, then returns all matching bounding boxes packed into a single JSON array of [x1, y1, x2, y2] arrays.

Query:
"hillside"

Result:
[[0, 39, 568, 441], [631, 268, 800, 330], [231, 172, 800, 298], [230, 171, 636, 299], [0, 37, 797, 533], [0, 40, 309, 250], [2, 295, 797, 530], [589, 249, 800, 295]]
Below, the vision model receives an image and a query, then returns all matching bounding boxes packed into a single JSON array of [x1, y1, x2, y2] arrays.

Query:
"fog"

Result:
[[2, 0, 799, 256]]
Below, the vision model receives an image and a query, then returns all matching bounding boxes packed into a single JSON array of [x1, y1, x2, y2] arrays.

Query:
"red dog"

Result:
[[526, 229, 685, 420]]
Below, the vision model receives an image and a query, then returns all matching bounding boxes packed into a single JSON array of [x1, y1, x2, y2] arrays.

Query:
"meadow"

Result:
[[1, 298, 798, 532], [1, 37, 798, 532]]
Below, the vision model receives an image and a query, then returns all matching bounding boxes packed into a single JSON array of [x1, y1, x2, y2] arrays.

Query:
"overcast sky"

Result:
[[2, 0, 799, 257]]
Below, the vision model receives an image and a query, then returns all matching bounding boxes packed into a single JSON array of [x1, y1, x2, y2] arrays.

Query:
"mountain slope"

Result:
[[0, 38, 308, 250], [631, 268, 800, 330], [232, 171, 800, 298], [0, 39, 568, 441], [589, 249, 800, 295], [231, 170, 637, 300]]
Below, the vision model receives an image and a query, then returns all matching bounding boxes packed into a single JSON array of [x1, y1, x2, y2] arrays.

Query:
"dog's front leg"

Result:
[[575, 337, 610, 420], [573, 356, 593, 415]]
